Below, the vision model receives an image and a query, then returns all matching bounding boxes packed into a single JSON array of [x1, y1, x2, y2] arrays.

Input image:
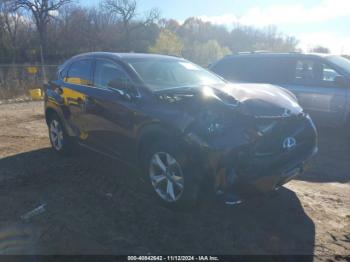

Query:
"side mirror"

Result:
[[334, 75, 350, 87], [108, 79, 138, 100]]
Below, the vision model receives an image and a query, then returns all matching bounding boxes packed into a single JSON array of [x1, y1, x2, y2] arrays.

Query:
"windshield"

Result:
[[326, 55, 350, 75], [127, 58, 225, 91]]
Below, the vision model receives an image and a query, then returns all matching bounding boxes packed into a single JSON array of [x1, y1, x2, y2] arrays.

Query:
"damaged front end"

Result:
[[178, 84, 318, 203]]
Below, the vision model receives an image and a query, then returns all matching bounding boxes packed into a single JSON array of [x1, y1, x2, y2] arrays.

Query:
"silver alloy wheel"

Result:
[[49, 119, 64, 151], [149, 152, 185, 202]]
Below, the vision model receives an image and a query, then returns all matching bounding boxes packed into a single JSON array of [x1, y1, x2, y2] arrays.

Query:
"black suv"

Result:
[[44, 52, 317, 208]]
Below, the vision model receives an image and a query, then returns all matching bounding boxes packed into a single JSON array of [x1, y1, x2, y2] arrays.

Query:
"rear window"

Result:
[[211, 56, 295, 84]]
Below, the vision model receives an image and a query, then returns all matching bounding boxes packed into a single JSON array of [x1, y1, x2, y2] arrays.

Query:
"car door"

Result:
[[313, 62, 347, 126], [60, 58, 94, 138], [280, 57, 347, 126], [76, 58, 140, 160]]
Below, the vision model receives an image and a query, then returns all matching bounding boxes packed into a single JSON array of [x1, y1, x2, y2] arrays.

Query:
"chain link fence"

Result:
[[0, 64, 58, 99]]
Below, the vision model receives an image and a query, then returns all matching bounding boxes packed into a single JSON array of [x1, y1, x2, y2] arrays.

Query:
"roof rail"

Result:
[[236, 50, 271, 54], [253, 50, 271, 53], [237, 51, 251, 55], [233, 50, 303, 55]]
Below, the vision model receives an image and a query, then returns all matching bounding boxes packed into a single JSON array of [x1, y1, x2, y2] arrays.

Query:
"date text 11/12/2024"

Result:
[[127, 256, 219, 261]]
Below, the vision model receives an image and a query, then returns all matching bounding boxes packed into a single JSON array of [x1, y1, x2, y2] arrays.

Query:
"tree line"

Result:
[[0, 0, 316, 66]]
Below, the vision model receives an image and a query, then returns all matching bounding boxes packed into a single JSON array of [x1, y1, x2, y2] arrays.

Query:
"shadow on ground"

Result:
[[0, 147, 315, 255]]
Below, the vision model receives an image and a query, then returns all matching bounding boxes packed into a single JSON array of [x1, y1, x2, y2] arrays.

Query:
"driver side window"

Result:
[[94, 60, 131, 89], [294, 59, 342, 87], [322, 64, 341, 83]]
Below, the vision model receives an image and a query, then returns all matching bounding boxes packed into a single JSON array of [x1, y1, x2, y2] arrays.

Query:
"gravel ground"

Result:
[[0, 101, 349, 258]]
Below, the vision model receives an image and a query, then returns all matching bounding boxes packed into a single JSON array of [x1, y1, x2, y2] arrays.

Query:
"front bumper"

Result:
[[251, 145, 317, 192], [185, 113, 318, 197]]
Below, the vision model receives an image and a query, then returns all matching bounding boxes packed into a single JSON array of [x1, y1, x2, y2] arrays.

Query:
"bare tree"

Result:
[[1, 1, 301, 64], [309, 45, 330, 54], [102, 0, 159, 51], [13, 0, 72, 80], [0, 0, 26, 63]]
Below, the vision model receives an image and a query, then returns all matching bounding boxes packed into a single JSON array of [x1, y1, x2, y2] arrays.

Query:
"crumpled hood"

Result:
[[156, 83, 302, 117], [219, 83, 302, 117]]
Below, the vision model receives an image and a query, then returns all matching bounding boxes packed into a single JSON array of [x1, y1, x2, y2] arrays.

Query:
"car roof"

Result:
[[222, 52, 333, 60], [69, 52, 184, 62]]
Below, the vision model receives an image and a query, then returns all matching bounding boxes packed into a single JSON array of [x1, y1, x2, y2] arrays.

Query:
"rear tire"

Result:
[[48, 114, 75, 156], [141, 140, 199, 210]]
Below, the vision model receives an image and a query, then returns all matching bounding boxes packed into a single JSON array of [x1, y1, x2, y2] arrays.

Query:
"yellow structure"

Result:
[[27, 67, 38, 75], [29, 89, 43, 100]]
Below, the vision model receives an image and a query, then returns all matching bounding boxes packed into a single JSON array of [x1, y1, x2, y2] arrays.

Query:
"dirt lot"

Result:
[[0, 101, 349, 257]]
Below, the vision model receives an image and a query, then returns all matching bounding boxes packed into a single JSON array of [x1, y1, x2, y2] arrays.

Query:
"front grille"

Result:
[[238, 114, 316, 177], [254, 114, 313, 156]]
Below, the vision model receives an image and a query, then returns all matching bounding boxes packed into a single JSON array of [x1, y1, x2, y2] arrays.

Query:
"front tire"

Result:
[[48, 114, 74, 156], [142, 141, 199, 209]]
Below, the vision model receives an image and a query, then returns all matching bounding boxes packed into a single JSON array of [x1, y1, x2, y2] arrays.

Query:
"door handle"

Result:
[[78, 97, 97, 113]]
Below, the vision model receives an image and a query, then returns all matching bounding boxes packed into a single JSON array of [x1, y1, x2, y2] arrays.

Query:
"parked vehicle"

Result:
[[210, 53, 350, 127], [44, 52, 318, 208]]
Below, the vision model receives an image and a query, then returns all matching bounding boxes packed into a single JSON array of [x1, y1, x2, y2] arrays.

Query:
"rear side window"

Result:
[[65, 59, 93, 86], [211, 57, 295, 84], [211, 58, 246, 81]]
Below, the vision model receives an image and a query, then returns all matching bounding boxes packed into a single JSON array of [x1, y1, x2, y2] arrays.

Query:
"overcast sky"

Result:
[[83, 0, 350, 54]]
